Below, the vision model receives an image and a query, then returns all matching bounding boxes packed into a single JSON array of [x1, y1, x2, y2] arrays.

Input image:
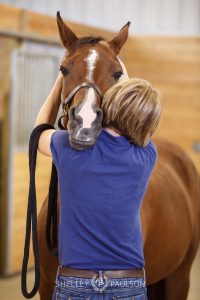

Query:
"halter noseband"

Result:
[[58, 82, 103, 130], [61, 82, 103, 112]]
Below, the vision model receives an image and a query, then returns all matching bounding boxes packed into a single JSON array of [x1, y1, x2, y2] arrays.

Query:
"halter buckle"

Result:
[[63, 103, 69, 115]]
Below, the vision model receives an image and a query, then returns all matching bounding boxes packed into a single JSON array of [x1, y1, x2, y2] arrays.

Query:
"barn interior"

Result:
[[0, 1, 199, 299]]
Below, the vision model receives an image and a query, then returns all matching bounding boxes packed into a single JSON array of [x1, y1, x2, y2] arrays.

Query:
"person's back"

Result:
[[50, 128, 157, 270]]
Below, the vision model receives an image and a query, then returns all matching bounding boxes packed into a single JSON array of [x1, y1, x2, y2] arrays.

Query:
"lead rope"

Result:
[[21, 123, 58, 298], [46, 161, 58, 256]]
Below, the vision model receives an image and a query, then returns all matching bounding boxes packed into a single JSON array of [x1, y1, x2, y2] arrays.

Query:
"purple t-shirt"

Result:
[[50, 129, 157, 270]]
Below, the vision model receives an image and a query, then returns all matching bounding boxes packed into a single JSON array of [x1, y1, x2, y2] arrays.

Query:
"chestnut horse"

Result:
[[37, 13, 200, 300]]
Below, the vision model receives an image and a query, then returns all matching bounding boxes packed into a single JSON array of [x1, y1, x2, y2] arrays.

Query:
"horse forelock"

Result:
[[68, 36, 105, 51]]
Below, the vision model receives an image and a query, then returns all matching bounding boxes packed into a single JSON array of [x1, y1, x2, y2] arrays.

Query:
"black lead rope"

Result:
[[46, 161, 58, 256], [21, 123, 59, 298]]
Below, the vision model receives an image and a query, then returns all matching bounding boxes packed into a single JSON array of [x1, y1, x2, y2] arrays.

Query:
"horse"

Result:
[[37, 13, 200, 300]]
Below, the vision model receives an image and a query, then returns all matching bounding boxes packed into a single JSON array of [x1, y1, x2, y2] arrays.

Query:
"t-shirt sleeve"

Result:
[[133, 139, 158, 178], [50, 130, 69, 169], [50, 130, 60, 168], [133, 140, 158, 197], [145, 140, 158, 167]]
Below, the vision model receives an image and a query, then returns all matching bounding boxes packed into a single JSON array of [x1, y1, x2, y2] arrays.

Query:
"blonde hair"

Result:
[[102, 78, 162, 147]]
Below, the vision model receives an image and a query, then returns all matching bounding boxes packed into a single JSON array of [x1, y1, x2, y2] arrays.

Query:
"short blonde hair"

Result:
[[102, 78, 162, 147]]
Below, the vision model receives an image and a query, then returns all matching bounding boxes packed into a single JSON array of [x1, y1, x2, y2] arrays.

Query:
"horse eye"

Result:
[[59, 66, 69, 76], [113, 71, 123, 81]]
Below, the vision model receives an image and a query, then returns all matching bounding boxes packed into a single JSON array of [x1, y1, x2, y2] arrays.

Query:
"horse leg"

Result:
[[148, 245, 198, 300], [147, 241, 199, 300], [39, 273, 55, 300], [148, 262, 190, 300], [147, 260, 191, 300], [163, 249, 196, 300], [147, 280, 165, 300]]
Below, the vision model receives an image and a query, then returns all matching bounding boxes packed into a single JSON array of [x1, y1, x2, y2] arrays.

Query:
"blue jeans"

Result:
[[52, 268, 148, 300]]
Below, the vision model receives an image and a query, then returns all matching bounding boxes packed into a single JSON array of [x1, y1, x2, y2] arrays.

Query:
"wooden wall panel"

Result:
[[0, 37, 19, 275], [0, 3, 114, 42], [2, 0, 200, 35], [0, 4, 22, 32]]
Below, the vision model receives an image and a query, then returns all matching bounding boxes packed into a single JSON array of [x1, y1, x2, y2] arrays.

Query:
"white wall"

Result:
[[1, 0, 200, 35]]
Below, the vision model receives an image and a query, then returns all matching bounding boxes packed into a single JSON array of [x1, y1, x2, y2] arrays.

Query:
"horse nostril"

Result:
[[69, 107, 75, 119], [78, 128, 92, 142], [69, 107, 82, 124], [96, 109, 103, 121], [81, 128, 90, 136]]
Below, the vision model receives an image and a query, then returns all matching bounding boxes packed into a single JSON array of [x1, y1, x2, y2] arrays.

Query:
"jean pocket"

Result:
[[112, 291, 147, 300], [56, 291, 91, 300]]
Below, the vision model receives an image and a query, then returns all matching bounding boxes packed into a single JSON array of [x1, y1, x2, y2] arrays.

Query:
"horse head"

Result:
[[57, 12, 130, 150]]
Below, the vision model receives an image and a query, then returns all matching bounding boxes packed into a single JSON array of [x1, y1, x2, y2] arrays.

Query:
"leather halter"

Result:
[[61, 82, 103, 112], [58, 82, 103, 130]]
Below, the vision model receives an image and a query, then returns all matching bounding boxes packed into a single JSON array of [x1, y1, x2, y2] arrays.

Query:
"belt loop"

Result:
[[142, 268, 146, 284], [56, 265, 61, 279], [55, 266, 61, 287]]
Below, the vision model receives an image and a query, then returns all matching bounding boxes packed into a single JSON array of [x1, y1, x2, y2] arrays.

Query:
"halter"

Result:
[[58, 82, 103, 130]]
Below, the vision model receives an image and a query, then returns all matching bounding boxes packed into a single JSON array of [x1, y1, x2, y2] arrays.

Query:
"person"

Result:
[[34, 75, 162, 300]]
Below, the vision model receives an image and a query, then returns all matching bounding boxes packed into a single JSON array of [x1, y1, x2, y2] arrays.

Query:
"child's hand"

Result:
[[58, 71, 63, 80]]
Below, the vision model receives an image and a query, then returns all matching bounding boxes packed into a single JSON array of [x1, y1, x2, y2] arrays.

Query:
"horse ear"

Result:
[[57, 11, 78, 49], [108, 22, 131, 54]]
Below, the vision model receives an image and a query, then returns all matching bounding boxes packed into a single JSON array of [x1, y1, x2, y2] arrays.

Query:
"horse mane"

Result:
[[70, 36, 105, 50]]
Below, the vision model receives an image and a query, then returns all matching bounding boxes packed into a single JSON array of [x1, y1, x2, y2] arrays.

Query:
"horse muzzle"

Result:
[[69, 137, 96, 150], [68, 129, 101, 150], [60, 82, 104, 150], [67, 107, 103, 150]]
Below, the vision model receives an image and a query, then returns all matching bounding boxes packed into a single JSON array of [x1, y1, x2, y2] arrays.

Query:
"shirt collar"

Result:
[[99, 128, 131, 146]]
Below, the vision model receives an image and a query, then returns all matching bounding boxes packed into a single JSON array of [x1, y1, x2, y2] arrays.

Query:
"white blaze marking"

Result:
[[76, 88, 97, 140], [84, 49, 99, 81], [76, 50, 99, 139]]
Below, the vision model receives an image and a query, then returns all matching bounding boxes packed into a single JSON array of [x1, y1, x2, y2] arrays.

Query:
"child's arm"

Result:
[[37, 129, 57, 157], [34, 73, 63, 157]]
